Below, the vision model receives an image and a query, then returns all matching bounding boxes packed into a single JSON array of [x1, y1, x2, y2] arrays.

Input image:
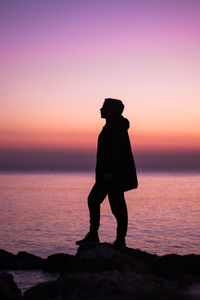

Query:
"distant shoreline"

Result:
[[0, 168, 200, 173], [0, 149, 200, 172]]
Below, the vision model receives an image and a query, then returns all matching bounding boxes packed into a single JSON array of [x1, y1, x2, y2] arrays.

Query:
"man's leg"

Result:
[[108, 187, 128, 246], [76, 183, 107, 245], [88, 183, 107, 233]]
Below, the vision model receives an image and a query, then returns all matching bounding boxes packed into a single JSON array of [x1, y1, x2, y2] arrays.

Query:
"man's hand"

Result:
[[104, 172, 112, 184]]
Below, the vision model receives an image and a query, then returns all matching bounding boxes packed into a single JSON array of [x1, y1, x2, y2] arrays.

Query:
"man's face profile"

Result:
[[100, 102, 111, 119]]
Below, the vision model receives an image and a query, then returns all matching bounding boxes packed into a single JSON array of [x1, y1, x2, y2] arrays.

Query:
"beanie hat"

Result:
[[104, 98, 124, 114]]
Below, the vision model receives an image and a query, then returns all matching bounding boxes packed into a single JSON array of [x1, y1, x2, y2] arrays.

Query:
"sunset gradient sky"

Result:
[[1, 0, 200, 169]]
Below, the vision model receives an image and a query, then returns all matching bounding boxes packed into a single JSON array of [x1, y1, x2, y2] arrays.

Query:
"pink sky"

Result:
[[1, 0, 200, 156]]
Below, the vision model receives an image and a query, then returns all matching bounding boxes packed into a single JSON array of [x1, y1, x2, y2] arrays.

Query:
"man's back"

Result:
[[96, 114, 138, 191]]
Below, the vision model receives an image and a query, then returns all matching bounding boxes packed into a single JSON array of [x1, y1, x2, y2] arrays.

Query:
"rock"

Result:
[[0, 249, 44, 270], [0, 250, 16, 269], [40, 243, 150, 275], [151, 253, 200, 277], [0, 272, 22, 300], [23, 280, 59, 300], [125, 246, 159, 265], [23, 244, 178, 300], [1, 244, 200, 299], [149, 253, 200, 286], [14, 252, 44, 270], [42, 253, 72, 272], [64, 243, 149, 274], [24, 270, 176, 300]]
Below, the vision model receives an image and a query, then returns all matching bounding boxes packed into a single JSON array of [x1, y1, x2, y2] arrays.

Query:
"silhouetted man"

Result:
[[76, 98, 138, 248]]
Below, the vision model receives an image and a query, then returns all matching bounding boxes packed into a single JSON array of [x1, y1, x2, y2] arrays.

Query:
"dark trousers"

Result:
[[88, 183, 128, 238]]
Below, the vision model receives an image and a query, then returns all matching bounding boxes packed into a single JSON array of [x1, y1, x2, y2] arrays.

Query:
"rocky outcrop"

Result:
[[0, 272, 22, 300], [42, 253, 72, 272], [150, 253, 200, 284], [24, 271, 178, 300], [0, 250, 44, 270], [1, 244, 200, 299]]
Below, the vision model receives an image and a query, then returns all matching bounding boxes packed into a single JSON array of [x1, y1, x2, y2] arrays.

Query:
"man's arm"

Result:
[[103, 128, 122, 183]]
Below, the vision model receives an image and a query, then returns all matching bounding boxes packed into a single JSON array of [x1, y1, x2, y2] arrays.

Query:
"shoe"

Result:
[[112, 237, 126, 249], [76, 232, 100, 245]]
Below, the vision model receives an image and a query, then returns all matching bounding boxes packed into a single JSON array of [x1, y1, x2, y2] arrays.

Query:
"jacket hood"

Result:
[[106, 114, 130, 130]]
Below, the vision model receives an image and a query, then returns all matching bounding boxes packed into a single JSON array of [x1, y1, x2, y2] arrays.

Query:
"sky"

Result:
[[0, 0, 200, 169]]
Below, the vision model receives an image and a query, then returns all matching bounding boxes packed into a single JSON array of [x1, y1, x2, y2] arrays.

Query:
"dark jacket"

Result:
[[95, 114, 138, 191]]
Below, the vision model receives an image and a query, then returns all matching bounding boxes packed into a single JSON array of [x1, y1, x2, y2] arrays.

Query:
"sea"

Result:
[[0, 170, 200, 292]]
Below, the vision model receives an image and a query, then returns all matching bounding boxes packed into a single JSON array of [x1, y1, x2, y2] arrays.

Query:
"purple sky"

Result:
[[1, 0, 200, 170]]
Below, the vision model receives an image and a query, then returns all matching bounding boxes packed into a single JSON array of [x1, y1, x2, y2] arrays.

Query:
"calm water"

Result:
[[0, 171, 200, 258]]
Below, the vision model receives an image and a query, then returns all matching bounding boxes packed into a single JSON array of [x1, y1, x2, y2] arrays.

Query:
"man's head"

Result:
[[100, 98, 124, 119]]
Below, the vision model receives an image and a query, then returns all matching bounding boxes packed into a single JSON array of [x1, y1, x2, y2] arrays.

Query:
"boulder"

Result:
[[69, 243, 149, 273], [23, 280, 59, 300], [150, 253, 200, 278], [24, 270, 175, 300], [1, 244, 200, 299], [14, 251, 44, 270], [42, 253, 72, 272], [24, 244, 178, 300], [0, 249, 44, 270], [0, 250, 16, 269], [149, 253, 200, 286], [0, 272, 22, 300]]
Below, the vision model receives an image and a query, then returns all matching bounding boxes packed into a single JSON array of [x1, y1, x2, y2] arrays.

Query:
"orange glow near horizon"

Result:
[[0, 126, 199, 153]]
